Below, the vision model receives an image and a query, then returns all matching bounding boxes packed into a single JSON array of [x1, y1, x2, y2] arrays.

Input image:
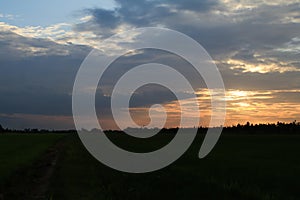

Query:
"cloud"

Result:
[[0, 29, 91, 58], [0, 31, 92, 122], [0, 22, 70, 41], [276, 37, 300, 53], [89, 8, 121, 29], [0, 13, 18, 20], [78, 0, 300, 67], [225, 58, 300, 73], [76, 0, 300, 92], [127, 88, 300, 128], [1, 0, 300, 129]]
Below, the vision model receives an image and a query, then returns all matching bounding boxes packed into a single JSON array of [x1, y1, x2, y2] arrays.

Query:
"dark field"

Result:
[[0, 134, 63, 184], [0, 134, 64, 199], [1, 133, 300, 199]]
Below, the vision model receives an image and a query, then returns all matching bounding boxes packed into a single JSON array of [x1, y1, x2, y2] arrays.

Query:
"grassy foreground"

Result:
[[48, 134, 300, 200], [0, 134, 64, 185], [0, 133, 65, 200]]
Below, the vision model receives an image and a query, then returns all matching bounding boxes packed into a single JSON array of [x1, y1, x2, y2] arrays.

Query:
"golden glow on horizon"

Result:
[[3, 89, 299, 130], [126, 89, 300, 129]]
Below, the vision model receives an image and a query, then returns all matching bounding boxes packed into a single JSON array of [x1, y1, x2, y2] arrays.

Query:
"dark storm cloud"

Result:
[[89, 9, 121, 29], [220, 70, 300, 90], [81, 0, 218, 30], [74, 8, 122, 37], [75, 0, 178, 32], [167, 0, 219, 12], [0, 31, 90, 116]]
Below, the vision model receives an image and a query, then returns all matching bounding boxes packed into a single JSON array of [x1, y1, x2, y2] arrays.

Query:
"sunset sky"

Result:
[[0, 0, 300, 129]]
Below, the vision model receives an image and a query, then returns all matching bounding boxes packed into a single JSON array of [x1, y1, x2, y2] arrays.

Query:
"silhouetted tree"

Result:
[[0, 124, 4, 133]]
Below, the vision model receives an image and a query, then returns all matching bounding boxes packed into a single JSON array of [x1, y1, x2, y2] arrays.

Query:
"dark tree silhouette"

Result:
[[0, 124, 4, 133]]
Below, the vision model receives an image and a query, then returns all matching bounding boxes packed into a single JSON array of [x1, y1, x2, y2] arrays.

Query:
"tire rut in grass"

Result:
[[1, 137, 66, 200]]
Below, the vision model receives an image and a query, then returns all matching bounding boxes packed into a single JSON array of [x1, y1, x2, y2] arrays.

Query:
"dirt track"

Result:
[[1, 138, 66, 200]]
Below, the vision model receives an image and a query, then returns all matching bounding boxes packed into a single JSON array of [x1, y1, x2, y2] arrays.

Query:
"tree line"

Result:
[[0, 120, 300, 134]]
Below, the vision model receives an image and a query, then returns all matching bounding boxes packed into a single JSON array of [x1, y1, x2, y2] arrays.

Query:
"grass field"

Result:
[[0, 134, 64, 184], [0, 133, 65, 198], [1, 133, 300, 199], [49, 134, 300, 200]]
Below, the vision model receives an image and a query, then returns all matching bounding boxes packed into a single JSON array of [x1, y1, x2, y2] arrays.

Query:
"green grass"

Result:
[[49, 134, 300, 200], [0, 133, 64, 185]]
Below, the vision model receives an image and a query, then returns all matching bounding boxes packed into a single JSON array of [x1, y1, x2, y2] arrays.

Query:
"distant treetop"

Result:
[[0, 124, 4, 132]]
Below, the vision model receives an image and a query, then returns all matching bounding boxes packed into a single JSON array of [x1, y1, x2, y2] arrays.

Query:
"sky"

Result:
[[0, 0, 300, 129]]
